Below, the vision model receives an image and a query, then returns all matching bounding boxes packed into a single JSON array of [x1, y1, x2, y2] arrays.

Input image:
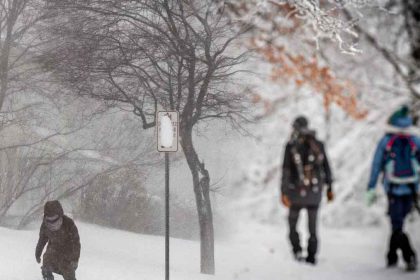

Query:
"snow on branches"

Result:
[[221, 0, 374, 119], [223, 0, 384, 54]]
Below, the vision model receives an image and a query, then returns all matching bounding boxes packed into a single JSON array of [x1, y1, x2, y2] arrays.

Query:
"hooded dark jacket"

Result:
[[35, 201, 81, 271], [281, 134, 333, 206]]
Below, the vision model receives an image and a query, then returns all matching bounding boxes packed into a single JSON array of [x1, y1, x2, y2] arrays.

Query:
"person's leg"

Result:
[[399, 232, 416, 269], [288, 205, 302, 259], [387, 231, 400, 267], [41, 251, 57, 280], [399, 196, 416, 271], [306, 206, 319, 264], [388, 195, 403, 266], [59, 261, 77, 280]]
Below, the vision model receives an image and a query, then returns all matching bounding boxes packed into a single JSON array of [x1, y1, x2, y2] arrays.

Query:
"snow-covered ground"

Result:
[[1, 217, 419, 280], [1, 37, 417, 280]]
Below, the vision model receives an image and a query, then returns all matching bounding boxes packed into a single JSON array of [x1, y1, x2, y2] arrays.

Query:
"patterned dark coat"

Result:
[[281, 136, 333, 206]]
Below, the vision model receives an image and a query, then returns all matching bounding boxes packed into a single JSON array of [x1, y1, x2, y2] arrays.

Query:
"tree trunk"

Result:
[[180, 126, 215, 275], [325, 105, 331, 143], [0, 15, 14, 111]]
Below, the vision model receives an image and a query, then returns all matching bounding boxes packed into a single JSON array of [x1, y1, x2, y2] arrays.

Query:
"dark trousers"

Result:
[[288, 204, 319, 259], [387, 195, 416, 264]]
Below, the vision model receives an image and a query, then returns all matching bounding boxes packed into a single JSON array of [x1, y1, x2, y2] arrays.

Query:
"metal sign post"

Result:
[[157, 111, 179, 280], [164, 152, 170, 280]]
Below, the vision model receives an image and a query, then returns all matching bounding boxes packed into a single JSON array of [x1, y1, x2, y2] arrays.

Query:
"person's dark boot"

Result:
[[387, 251, 398, 268], [305, 255, 317, 265], [406, 255, 417, 272], [293, 250, 304, 262], [387, 259, 398, 268], [387, 231, 400, 267], [306, 235, 318, 265], [289, 231, 302, 262], [399, 232, 417, 271]]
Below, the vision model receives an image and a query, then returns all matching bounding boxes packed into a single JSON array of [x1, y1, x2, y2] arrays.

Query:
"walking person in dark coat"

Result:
[[280, 116, 334, 265], [35, 200, 81, 280], [366, 106, 419, 272]]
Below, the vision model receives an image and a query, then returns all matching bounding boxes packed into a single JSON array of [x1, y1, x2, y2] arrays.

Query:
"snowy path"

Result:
[[0, 220, 419, 280]]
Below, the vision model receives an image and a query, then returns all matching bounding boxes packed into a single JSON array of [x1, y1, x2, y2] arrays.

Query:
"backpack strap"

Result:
[[386, 135, 398, 151], [290, 141, 305, 185], [307, 137, 324, 164], [385, 134, 417, 154]]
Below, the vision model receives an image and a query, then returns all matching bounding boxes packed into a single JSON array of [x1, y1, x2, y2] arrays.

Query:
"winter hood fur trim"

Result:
[[385, 124, 419, 135]]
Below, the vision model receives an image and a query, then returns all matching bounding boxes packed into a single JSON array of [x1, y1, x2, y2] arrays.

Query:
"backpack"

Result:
[[290, 133, 325, 196], [384, 135, 420, 185]]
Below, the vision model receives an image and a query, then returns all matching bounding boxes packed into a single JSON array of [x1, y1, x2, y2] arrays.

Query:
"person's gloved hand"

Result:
[[281, 194, 291, 208], [366, 189, 377, 206], [327, 190, 334, 202], [36, 254, 41, 264]]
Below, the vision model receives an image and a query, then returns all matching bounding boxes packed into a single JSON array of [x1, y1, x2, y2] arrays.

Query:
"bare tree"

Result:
[[0, 0, 53, 110], [0, 0, 166, 231], [0, 0, 62, 223], [41, 0, 249, 274]]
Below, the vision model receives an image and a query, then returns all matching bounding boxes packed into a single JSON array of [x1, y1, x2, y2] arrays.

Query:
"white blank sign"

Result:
[[157, 111, 179, 152]]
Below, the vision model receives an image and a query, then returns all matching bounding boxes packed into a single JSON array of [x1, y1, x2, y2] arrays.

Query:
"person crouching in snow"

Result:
[[366, 105, 419, 272], [35, 200, 81, 280], [280, 116, 334, 265]]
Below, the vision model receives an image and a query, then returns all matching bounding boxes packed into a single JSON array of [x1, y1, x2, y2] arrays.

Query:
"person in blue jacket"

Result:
[[367, 105, 419, 272]]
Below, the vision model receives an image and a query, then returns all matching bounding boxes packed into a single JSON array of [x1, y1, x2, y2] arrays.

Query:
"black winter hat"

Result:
[[292, 116, 309, 132], [44, 200, 64, 218]]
